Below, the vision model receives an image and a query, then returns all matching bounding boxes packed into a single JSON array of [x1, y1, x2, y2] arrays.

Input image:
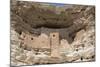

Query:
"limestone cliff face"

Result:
[[10, 1, 95, 66], [11, 1, 95, 44]]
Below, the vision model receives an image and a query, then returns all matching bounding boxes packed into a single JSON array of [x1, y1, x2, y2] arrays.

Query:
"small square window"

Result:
[[53, 35, 55, 37], [31, 38, 33, 40]]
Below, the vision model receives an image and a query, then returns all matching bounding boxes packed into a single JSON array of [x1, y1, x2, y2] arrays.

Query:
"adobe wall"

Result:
[[50, 32, 61, 58], [20, 32, 74, 58], [20, 32, 50, 49]]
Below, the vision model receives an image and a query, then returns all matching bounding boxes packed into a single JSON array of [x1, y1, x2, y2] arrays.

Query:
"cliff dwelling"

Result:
[[20, 32, 62, 57], [11, 0, 95, 66], [12, 1, 95, 58]]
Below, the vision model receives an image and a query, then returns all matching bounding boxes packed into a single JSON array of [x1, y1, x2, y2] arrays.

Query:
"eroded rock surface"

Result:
[[11, 0, 95, 66]]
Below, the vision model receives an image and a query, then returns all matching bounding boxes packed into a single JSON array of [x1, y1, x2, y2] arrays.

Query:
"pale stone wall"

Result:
[[50, 32, 61, 58], [20, 32, 61, 58], [20, 32, 50, 49], [60, 39, 73, 53]]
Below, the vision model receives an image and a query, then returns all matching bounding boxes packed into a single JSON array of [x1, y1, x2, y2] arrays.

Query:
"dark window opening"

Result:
[[53, 35, 55, 37], [76, 49, 78, 51], [31, 38, 33, 40], [81, 57, 83, 60], [19, 31, 22, 35], [92, 55, 95, 59]]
